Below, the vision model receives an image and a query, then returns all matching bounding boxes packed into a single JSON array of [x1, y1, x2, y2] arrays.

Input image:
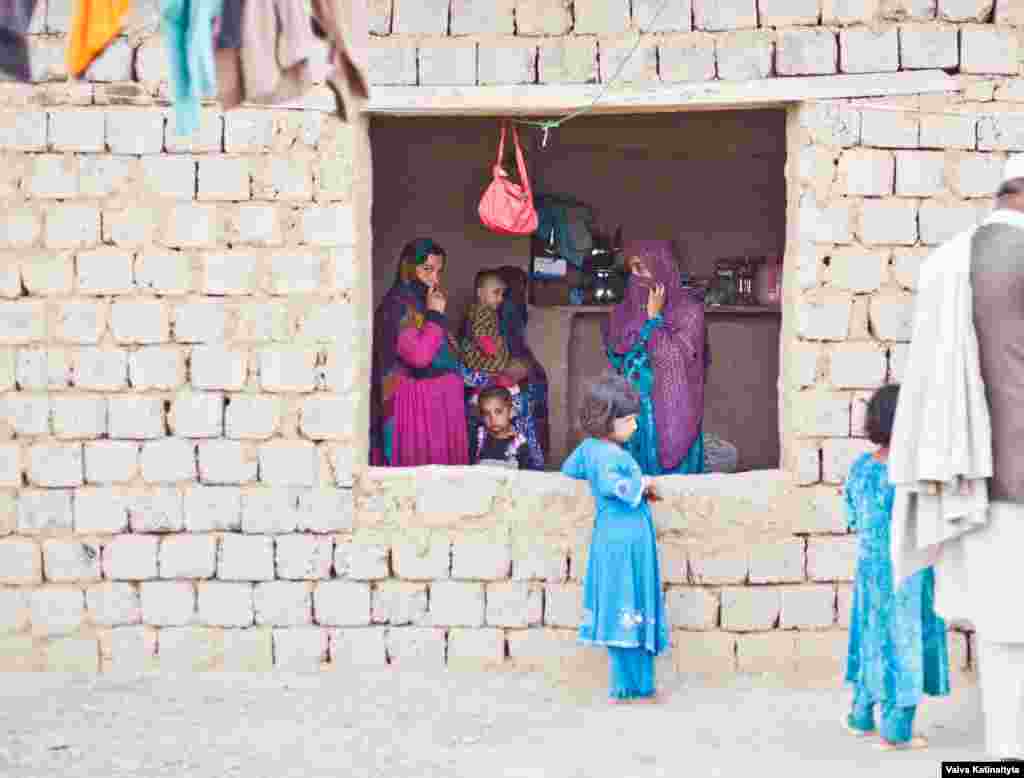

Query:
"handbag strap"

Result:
[[509, 124, 532, 199], [494, 122, 507, 169]]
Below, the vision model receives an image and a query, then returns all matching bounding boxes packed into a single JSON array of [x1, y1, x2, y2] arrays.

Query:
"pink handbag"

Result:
[[478, 122, 539, 236]]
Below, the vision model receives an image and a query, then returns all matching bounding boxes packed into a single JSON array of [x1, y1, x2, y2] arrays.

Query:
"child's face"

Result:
[[610, 414, 638, 444], [480, 396, 513, 436], [477, 280, 506, 309]]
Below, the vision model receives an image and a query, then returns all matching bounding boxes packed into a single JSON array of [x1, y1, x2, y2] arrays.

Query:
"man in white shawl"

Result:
[[889, 155, 1024, 761]]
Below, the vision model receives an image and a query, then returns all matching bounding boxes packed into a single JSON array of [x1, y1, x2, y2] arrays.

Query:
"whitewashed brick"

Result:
[[51, 395, 106, 439], [235, 302, 289, 344], [666, 587, 719, 629], [17, 489, 73, 534], [79, 155, 135, 199], [54, 301, 106, 345], [748, 538, 806, 584], [333, 542, 388, 581], [859, 199, 918, 244], [0, 304, 44, 346], [329, 627, 387, 667], [0, 538, 43, 584], [895, 150, 946, 196], [73, 348, 128, 390], [796, 295, 852, 341], [255, 581, 312, 626], [807, 535, 858, 581], [46, 204, 100, 249], [241, 489, 299, 534], [392, 539, 450, 580], [451, 542, 511, 580], [72, 488, 129, 533], [477, 42, 537, 85], [223, 111, 274, 153], [86, 582, 140, 626], [297, 488, 353, 533], [300, 207, 355, 248], [429, 580, 484, 627], [108, 395, 164, 440], [0, 348, 15, 389], [183, 486, 242, 532], [266, 252, 321, 295], [103, 535, 159, 580], [48, 110, 104, 151], [197, 157, 250, 201], [326, 444, 354, 488], [20, 254, 72, 296], [386, 626, 446, 667], [196, 439, 256, 484], [163, 204, 217, 248], [777, 29, 837, 74], [0, 209, 42, 250], [103, 109, 163, 153], [140, 437, 195, 483], [837, 583, 852, 627], [111, 300, 169, 344], [103, 207, 158, 248], [155, 626, 220, 670], [201, 252, 258, 295], [43, 538, 101, 582], [129, 347, 185, 391], [259, 440, 317, 487], [692, 0, 755, 29], [140, 580, 195, 625], [159, 535, 217, 580], [295, 302, 351, 344], [838, 149, 894, 196], [314, 580, 371, 626], [102, 625, 157, 671], [320, 345, 356, 393], [299, 395, 352, 441], [953, 154, 1003, 198], [794, 390, 851, 437], [899, 23, 958, 69], [257, 348, 317, 392], [0, 110, 47, 151], [891, 247, 927, 291], [861, 109, 919, 148], [272, 626, 327, 669], [961, 25, 1018, 75], [218, 533, 274, 580], [235, 203, 283, 246], [828, 246, 887, 294], [276, 535, 333, 580], [135, 252, 194, 295], [483, 581, 541, 628], [2, 393, 50, 435], [165, 110, 223, 153], [828, 343, 888, 387], [17, 348, 70, 390], [226, 395, 281, 439], [28, 443, 83, 487], [197, 582, 253, 627], [30, 587, 85, 636], [172, 301, 229, 344], [27, 155, 78, 199], [169, 391, 223, 437], [920, 201, 985, 245], [840, 27, 898, 73], [140, 156, 196, 200], [126, 488, 185, 533], [721, 587, 780, 631], [0, 444, 20, 487], [76, 249, 135, 294], [190, 345, 248, 391], [779, 585, 835, 628], [371, 581, 427, 626]]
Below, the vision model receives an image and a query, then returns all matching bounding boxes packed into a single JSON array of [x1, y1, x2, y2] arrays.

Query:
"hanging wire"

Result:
[[510, 0, 677, 147]]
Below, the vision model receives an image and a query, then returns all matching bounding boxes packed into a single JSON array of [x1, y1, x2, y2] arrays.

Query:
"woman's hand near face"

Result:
[[646, 283, 666, 319], [426, 287, 447, 314]]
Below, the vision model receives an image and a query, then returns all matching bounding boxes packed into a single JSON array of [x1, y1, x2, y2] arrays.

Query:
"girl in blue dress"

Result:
[[843, 383, 950, 749], [561, 373, 670, 703]]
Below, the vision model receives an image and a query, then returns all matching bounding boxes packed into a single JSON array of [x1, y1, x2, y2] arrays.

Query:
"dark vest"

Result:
[[971, 221, 1024, 502]]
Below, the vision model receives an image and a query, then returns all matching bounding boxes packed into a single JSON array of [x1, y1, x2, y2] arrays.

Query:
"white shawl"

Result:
[[887, 211, 1024, 585]]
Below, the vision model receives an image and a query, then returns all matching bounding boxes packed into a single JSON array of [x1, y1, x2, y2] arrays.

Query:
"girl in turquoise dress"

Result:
[[561, 374, 670, 702], [843, 383, 950, 749]]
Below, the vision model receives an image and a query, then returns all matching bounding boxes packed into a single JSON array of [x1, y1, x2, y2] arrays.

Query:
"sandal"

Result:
[[841, 716, 876, 737], [874, 735, 928, 751]]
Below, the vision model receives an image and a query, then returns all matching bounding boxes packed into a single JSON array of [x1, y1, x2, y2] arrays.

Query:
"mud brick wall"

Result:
[[3, 0, 1024, 676]]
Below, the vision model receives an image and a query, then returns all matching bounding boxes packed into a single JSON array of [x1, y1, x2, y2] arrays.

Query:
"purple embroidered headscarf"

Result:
[[607, 240, 706, 471]]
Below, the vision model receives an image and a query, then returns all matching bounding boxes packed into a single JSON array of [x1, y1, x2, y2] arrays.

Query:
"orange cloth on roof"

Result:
[[66, 0, 131, 76]]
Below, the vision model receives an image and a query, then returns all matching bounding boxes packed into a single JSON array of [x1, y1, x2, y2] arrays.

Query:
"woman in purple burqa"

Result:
[[604, 240, 709, 475], [371, 238, 488, 467]]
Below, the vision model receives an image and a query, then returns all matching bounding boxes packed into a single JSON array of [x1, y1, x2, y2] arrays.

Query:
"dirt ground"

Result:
[[0, 666, 993, 778]]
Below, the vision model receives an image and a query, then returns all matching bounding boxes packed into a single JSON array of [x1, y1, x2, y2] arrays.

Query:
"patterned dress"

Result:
[[562, 438, 669, 654], [844, 452, 950, 709]]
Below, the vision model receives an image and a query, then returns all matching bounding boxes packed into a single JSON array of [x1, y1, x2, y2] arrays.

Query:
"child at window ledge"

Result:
[[560, 373, 669, 703], [471, 387, 530, 470]]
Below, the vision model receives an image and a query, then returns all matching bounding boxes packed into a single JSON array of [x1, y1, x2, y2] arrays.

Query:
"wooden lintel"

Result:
[[363, 71, 956, 117]]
